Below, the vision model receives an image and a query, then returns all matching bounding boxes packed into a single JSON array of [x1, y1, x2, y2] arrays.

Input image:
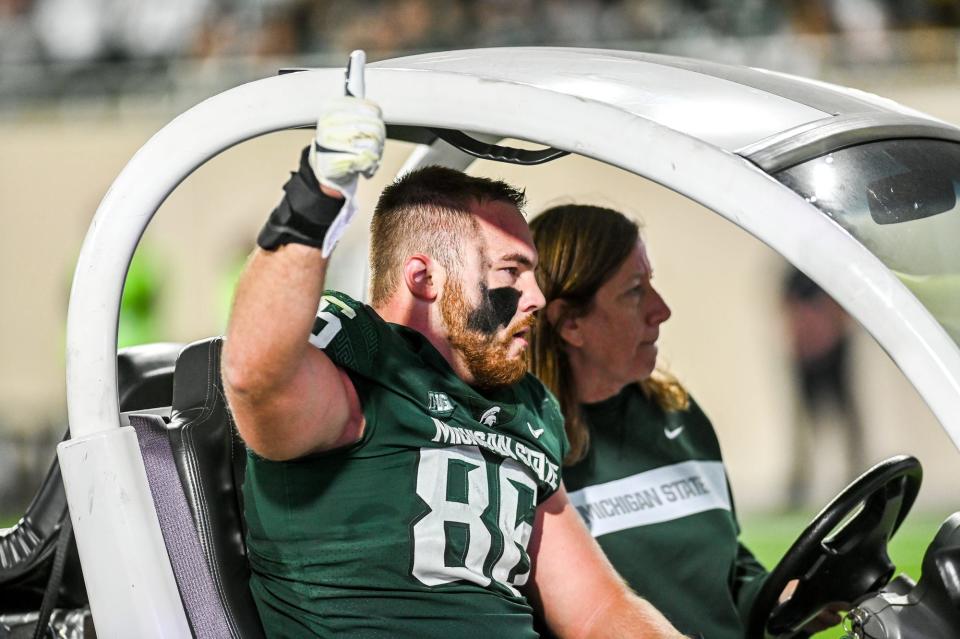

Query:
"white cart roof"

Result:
[[371, 47, 959, 157]]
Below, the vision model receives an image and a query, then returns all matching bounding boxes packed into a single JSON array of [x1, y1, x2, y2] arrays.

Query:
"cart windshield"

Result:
[[776, 138, 960, 346]]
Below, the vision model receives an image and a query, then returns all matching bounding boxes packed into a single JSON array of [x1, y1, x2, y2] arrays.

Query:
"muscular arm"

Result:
[[526, 487, 685, 639], [222, 88, 385, 460], [223, 189, 363, 461]]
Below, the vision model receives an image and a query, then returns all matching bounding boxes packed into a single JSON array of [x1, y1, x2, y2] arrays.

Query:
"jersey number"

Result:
[[308, 295, 356, 349], [412, 446, 537, 595]]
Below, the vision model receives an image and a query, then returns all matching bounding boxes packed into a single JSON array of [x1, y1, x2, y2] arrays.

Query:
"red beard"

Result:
[[441, 279, 532, 389]]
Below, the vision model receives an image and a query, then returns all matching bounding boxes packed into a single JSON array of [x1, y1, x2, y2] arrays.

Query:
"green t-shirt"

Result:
[[563, 384, 766, 639], [244, 291, 568, 638]]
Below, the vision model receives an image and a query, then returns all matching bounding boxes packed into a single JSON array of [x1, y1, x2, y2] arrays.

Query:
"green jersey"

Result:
[[244, 291, 568, 638], [564, 384, 766, 639]]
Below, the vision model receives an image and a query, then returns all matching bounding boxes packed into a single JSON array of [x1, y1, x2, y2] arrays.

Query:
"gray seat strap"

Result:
[[130, 414, 234, 639]]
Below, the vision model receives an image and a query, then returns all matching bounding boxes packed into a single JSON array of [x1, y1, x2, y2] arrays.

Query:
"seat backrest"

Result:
[[117, 342, 182, 411], [0, 342, 182, 614], [166, 337, 264, 638]]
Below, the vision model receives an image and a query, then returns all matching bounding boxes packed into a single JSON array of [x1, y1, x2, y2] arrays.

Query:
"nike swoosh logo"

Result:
[[528, 422, 544, 439], [664, 426, 684, 440]]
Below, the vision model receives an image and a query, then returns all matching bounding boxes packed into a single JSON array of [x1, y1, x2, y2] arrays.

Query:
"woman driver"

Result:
[[528, 204, 839, 638]]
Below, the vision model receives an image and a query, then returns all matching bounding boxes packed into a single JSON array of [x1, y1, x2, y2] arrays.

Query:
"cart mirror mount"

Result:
[[867, 171, 956, 225]]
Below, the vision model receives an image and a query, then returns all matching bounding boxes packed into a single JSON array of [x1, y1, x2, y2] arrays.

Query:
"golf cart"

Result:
[[2, 48, 959, 638]]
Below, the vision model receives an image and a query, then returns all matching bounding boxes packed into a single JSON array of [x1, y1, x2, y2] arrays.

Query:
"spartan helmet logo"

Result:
[[480, 406, 501, 427]]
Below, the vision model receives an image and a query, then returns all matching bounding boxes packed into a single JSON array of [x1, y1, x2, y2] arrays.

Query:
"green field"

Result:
[[741, 511, 947, 638]]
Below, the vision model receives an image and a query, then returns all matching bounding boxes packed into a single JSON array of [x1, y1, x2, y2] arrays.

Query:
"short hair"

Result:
[[369, 166, 526, 305]]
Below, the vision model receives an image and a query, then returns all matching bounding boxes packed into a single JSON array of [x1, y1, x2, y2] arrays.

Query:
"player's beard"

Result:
[[441, 278, 533, 389]]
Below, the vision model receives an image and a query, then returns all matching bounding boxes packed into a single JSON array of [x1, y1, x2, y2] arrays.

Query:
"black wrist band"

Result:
[[257, 146, 345, 251]]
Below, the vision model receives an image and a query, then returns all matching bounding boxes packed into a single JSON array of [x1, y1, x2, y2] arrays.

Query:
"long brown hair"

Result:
[[529, 205, 688, 465]]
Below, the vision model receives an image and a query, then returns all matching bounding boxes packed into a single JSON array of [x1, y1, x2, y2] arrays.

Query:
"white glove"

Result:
[[308, 95, 386, 193], [307, 95, 385, 257]]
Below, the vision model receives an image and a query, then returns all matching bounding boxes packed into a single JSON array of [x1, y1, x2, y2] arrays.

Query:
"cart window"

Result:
[[776, 139, 960, 345]]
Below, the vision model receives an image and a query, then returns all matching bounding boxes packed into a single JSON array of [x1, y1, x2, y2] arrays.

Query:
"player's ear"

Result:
[[547, 299, 585, 349], [403, 254, 439, 302]]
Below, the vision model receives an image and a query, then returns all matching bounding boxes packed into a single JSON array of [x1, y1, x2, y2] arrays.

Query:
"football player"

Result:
[[223, 89, 685, 638]]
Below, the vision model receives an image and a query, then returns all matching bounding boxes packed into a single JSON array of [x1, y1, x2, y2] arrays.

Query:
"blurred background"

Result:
[[2, 1, 960, 618]]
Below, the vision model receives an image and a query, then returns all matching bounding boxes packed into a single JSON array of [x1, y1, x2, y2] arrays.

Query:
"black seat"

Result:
[[3, 338, 263, 635], [162, 337, 264, 638], [0, 343, 182, 614], [117, 342, 183, 411], [851, 513, 960, 637], [907, 513, 960, 625]]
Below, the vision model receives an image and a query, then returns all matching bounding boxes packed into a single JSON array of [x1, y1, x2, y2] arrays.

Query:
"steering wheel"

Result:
[[746, 455, 922, 639]]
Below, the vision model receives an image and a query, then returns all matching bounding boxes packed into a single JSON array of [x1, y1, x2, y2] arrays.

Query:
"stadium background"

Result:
[[1, 2, 959, 634]]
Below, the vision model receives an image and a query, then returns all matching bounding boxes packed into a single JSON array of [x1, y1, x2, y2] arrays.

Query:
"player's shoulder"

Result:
[[309, 290, 387, 374], [317, 290, 368, 316], [516, 373, 566, 435], [516, 373, 560, 413]]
